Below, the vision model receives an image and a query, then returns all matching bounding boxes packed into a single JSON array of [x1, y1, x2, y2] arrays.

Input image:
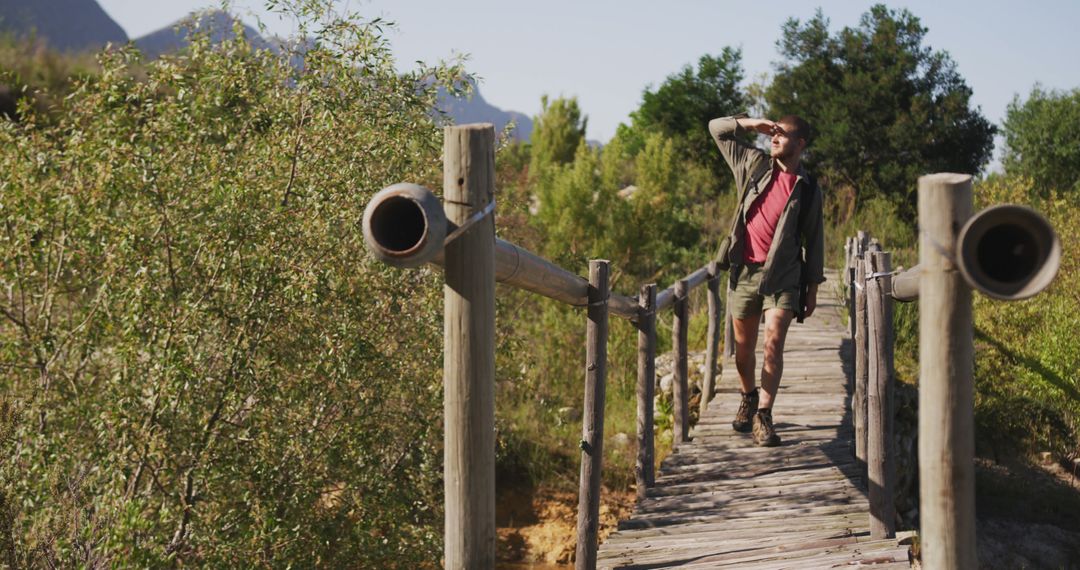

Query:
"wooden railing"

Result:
[[368, 126, 1062, 570], [363, 124, 730, 569], [845, 174, 1061, 569], [843, 232, 897, 540]]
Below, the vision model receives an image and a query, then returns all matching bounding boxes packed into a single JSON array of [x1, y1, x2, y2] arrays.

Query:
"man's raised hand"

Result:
[[738, 117, 782, 136]]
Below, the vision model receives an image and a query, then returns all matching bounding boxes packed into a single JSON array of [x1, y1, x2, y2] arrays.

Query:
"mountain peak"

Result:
[[134, 9, 273, 60], [437, 81, 533, 142], [0, 0, 127, 51]]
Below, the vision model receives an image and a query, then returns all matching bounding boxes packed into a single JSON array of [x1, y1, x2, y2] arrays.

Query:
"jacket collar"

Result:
[[769, 156, 808, 182]]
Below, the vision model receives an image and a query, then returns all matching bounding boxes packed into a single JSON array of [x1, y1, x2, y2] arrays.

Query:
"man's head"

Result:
[[769, 115, 811, 162]]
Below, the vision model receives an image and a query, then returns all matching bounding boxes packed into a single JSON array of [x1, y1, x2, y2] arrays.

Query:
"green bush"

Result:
[[970, 176, 1079, 461], [0, 33, 100, 121], [0, 4, 468, 567]]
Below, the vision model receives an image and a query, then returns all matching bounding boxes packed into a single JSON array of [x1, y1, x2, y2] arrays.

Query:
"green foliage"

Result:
[[0, 3, 470, 567], [1001, 86, 1080, 197], [499, 90, 718, 494], [767, 5, 996, 219], [970, 176, 1080, 460], [627, 48, 748, 178], [0, 33, 100, 121], [528, 95, 587, 176], [530, 129, 703, 282]]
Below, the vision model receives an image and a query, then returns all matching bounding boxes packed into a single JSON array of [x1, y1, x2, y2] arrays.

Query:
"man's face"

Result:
[[769, 122, 805, 160]]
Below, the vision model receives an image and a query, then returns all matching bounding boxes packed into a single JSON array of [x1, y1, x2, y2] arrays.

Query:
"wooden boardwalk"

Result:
[[597, 273, 912, 569]]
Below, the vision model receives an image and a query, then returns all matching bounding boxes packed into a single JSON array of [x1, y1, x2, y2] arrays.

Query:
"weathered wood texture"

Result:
[[577, 260, 611, 570], [918, 173, 976, 570], [866, 250, 896, 539], [656, 266, 710, 311], [433, 236, 639, 319], [635, 284, 657, 499], [723, 290, 735, 358], [702, 262, 721, 413], [846, 237, 854, 338], [854, 236, 869, 468], [672, 279, 690, 445], [597, 270, 912, 569], [442, 124, 496, 569]]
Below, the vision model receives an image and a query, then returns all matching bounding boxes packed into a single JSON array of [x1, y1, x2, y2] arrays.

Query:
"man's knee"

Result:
[[762, 312, 793, 357]]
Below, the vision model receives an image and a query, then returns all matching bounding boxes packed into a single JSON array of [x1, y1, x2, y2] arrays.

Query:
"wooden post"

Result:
[[443, 124, 497, 570], [576, 260, 610, 570], [723, 292, 735, 358], [672, 279, 690, 445], [847, 237, 857, 340], [854, 239, 871, 467], [866, 250, 896, 539], [702, 262, 722, 413], [635, 284, 657, 499], [918, 173, 976, 570]]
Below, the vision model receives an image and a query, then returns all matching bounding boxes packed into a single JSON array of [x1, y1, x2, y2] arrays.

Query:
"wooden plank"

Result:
[[597, 270, 911, 569]]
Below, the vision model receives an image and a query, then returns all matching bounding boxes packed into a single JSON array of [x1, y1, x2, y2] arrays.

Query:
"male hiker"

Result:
[[708, 114, 825, 447]]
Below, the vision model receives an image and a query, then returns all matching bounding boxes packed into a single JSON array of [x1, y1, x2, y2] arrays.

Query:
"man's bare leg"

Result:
[[733, 313, 762, 394], [759, 308, 795, 410]]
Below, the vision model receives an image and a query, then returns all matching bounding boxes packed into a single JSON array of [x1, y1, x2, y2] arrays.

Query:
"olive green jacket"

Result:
[[708, 115, 827, 294]]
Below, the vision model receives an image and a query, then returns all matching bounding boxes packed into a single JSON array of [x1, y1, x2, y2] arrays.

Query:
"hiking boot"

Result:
[[753, 408, 781, 447], [732, 388, 759, 433]]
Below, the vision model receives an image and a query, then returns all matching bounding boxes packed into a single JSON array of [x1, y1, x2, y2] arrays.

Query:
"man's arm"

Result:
[[707, 115, 773, 190]]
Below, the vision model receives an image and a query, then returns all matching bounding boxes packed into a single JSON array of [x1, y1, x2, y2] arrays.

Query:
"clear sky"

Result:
[[98, 0, 1079, 161]]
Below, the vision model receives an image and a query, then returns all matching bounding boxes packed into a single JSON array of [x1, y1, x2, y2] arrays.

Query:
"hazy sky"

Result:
[[97, 0, 1079, 159]]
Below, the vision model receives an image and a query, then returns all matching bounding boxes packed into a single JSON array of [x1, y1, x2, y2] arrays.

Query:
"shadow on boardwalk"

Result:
[[596, 274, 912, 569]]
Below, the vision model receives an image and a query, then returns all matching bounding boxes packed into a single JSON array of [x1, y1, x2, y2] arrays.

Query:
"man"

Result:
[[707, 114, 825, 447]]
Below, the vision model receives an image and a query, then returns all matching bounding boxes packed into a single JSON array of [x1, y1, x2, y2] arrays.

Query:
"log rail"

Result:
[[368, 125, 1061, 570], [365, 124, 732, 569]]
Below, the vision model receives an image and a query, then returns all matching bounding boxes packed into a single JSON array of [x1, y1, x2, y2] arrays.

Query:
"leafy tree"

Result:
[[528, 94, 587, 177], [0, 3, 470, 567], [628, 48, 748, 176], [1001, 85, 1080, 196], [766, 5, 996, 218]]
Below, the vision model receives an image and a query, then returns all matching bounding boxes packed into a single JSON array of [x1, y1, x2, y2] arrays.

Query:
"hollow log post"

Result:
[[575, 260, 610, 570], [673, 279, 690, 445], [702, 262, 721, 413], [635, 284, 657, 499], [866, 250, 896, 539], [854, 238, 872, 467], [918, 173, 976, 570], [443, 124, 497, 570]]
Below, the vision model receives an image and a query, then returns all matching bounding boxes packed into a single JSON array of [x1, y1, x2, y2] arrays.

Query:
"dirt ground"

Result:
[[495, 484, 635, 568], [970, 457, 1080, 569]]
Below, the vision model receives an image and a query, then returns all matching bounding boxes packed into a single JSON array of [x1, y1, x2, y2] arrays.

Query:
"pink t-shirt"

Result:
[[743, 167, 797, 264]]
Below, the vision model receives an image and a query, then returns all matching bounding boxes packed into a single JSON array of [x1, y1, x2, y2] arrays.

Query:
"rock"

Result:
[[659, 373, 674, 395], [557, 407, 581, 423], [612, 432, 630, 447]]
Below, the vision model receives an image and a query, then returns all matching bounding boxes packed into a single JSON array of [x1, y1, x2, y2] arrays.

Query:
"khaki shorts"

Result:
[[728, 264, 798, 319]]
